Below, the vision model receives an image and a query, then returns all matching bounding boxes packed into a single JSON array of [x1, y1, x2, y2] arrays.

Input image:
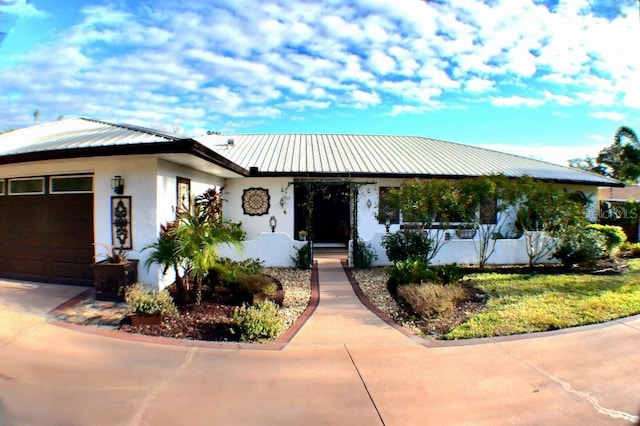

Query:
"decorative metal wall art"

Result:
[[177, 177, 191, 213], [242, 187, 270, 216], [111, 196, 132, 249]]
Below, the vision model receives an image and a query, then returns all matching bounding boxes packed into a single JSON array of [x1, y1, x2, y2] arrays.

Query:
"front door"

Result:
[[294, 182, 350, 245]]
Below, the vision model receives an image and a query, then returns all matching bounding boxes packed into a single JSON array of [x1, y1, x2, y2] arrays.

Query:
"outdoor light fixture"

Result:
[[269, 215, 277, 232], [366, 199, 372, 209], [111, 175, 125, 195], [385, 218, 391, 233], [280, 197, 285, 209]]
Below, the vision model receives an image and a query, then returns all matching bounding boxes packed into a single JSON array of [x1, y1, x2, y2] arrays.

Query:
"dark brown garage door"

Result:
[[0, 193, 94, 286]]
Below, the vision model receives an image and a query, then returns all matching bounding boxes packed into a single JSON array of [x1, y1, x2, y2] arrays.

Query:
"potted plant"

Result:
[[298, 230, 308, 241], [92, 244, 139, 302], [125, 283, 178, 325]]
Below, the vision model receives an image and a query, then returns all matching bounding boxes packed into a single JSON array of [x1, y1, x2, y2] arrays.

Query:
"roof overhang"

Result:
[[0, 139, 249, 178], [243, 170, 625, 187]]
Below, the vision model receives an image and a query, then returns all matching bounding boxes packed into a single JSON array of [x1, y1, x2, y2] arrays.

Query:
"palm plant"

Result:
[[172, 203, 245, 305], [143, 221, 188, 304]]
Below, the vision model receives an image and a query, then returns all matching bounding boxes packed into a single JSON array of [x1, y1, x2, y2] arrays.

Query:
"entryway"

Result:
[[294, 182, 351, 247]]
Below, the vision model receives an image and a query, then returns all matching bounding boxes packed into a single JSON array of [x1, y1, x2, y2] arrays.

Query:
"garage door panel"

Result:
[[0, 191, 94, 286]]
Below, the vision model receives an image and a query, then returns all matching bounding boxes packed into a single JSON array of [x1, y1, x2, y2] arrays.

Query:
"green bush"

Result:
[[292, 242, 312, 270], [353, 239, 378, 268], [586, 224, 627, 257], [397, 283, 467, 319], [236, 272, 277, 297], [387, 258, 434, 296], [232, 299, 284, 342], [432, 263, 465, 285], [125, 283, 178, 317], [620, 241, 640, 257], [553, 227, 606, 269], [382, 230, 431, 264]]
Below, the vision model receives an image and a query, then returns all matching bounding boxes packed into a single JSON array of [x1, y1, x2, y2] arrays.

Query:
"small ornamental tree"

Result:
[[507, 177, 587, 268], [456, 174, 516, 269], [379, 178, 460, 264]]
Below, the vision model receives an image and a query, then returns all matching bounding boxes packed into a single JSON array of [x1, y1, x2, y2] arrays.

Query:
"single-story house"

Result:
[[0, 118, 621, 289]]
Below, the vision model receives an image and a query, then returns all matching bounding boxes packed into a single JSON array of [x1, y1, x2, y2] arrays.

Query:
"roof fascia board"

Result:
[[0, 139, 250, 176]]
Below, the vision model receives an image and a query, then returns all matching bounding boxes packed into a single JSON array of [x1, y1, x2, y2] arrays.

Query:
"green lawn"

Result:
[[444, 259, 640, 340]]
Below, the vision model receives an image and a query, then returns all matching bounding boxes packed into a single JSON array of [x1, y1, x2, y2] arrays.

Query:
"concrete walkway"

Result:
[[0, 255, 639, 425]]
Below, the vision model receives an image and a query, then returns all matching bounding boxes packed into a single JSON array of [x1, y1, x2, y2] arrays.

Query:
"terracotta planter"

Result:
[[130, 313, 163, 326], [92, 259, 139, 302]]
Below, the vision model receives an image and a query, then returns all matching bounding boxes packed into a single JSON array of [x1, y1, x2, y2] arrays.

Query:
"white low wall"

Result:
[[353, 232, 558, 267], [216, 232, 307, 267]]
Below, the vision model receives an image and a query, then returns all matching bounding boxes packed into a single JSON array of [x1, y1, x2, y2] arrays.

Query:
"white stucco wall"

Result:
[[222, 177, 293, 240]]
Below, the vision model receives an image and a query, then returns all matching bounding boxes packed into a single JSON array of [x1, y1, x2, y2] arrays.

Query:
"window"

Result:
[[479, 197, 498, 224], [378, 187, 400, 224], [0, 179, 4, 195], [50, 175, 93, 193], [9, 177, 45, 195]]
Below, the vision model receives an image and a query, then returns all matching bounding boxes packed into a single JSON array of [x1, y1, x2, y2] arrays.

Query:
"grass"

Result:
[[444, 259, 640, 340]]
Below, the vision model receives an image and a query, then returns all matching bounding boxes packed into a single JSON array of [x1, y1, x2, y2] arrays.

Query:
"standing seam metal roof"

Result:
[[195, 133, 622, 186]]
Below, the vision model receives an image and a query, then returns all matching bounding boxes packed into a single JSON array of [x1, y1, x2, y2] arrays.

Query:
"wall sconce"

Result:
[[385, 218, 391, 233], [366, 199, 372, 209], [111, 175, 124, 195], [279, 197, 285, 209], [269, 215, 277, 232]]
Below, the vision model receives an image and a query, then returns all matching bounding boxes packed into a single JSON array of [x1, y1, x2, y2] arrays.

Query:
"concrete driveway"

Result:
[[0, 256, 639, 426]]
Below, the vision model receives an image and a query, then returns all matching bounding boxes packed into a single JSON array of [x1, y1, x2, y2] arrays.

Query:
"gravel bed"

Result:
[[53, 268, 312, 340], [351, 267, 425, 336], [265, 267, 312, 331]]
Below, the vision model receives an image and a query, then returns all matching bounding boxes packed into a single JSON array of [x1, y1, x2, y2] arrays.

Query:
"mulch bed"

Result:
[[119, 277, 285, 342]]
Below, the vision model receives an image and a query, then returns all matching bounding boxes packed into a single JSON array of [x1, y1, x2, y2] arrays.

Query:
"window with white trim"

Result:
[[9, 177, 45, 195], [50, 175, 93, 193]]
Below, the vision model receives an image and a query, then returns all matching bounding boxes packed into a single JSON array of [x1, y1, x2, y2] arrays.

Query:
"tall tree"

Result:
[[569, 126, 640, 183]]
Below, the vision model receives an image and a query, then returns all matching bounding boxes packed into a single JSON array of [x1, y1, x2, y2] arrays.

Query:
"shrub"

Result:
[[397, 283, 467, 319], [292, 242, 312, 270], [232, 299, 284, 342], [387, 258, 434, 296], [125, 283, 178, 317], [586, 224, 627, 257], [381, 230, 431, 264], [236, 272, 277, 297], [620, 242, 640, 257], [553, 227, 606, 269], [353, 239, 378, 268], [432, 263, 465, 285]]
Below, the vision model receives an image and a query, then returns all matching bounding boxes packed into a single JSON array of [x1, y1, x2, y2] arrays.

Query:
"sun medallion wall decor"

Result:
[[242, 187, 270, 216]]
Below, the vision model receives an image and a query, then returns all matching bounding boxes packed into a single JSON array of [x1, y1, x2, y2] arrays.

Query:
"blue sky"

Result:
[[0, 0, 638, 165]]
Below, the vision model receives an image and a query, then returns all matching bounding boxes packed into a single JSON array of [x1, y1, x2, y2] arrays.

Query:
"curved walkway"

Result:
[[0, 254, 639, 425]]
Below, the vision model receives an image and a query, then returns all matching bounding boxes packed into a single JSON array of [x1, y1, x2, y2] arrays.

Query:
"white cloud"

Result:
[[0, 0, 638, 134], [590, 111, 626, 121], [491, 96, 545, 108]]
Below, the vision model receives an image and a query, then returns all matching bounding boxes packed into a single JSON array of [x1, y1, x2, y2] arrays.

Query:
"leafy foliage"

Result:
[[125, 283, 178, 317], [144, 188, 245, 305], [569, 126, 640, 183], [386, 259, 435, 297], [431, 263, 465, 285], [352, 239, 378, 268], [553, 227, 606, 270], [381, 230, 431, 264], [232, 299, 283, 342], [292, 242, 312, 270], [586, 224, 627, 257]]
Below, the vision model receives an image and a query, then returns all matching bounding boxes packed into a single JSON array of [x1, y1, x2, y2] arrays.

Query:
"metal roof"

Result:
[[195, 134, 622, 186], [0, 118, 248, 177], [0, 117, 182, 156]]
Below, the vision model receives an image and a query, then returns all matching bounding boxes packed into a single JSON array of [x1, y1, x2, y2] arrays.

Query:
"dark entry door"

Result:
[[294, 183, 350, 244], [0, 193, 94, 285]]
